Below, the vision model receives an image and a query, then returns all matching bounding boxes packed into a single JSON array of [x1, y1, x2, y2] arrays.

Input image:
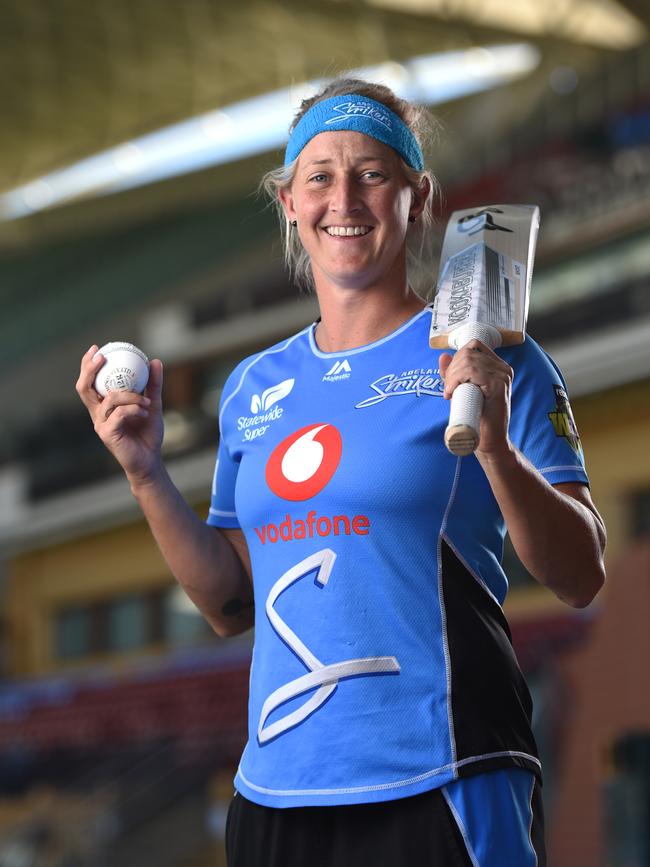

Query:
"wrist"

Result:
[[127, 459, 168, 498], [475, 438, 518, 471]]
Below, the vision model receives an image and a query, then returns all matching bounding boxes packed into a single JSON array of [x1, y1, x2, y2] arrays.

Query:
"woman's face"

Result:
[[280, 130, 419, 292]]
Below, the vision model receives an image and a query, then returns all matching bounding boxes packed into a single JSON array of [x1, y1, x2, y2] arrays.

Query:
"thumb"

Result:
[[145, 359, 164, 404], [439, 352, 454, 400], [439, 352, 453, 378]]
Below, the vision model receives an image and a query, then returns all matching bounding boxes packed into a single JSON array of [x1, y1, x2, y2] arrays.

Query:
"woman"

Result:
[[77, 78, 606, 867]]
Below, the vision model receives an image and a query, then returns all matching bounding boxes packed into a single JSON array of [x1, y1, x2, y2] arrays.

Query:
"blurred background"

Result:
[[0, 0, 649, 864]]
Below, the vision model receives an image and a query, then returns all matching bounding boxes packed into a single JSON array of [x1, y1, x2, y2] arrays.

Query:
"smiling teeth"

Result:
[[326, 226, 371, 236]]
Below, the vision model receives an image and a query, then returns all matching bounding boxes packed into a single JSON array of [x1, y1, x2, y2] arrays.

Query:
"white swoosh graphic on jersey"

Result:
[[259, 549, 400, 744]]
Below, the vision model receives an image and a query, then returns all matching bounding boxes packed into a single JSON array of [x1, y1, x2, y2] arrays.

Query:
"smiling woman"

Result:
[[261, 78, 439, 295], [76, 75, 605, 867], [281, 132, 419, 298]]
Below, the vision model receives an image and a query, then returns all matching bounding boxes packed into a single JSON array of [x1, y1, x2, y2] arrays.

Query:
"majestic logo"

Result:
[[323, 359, 351, 382], [266, 423, 342, 501], [356, 368, 444, 408], [250, 379, 294, 414], [548, 385, 582, 455], [258, 549, 400, 744], [325, 100, 393, 131], [238, 378, 294, 442]]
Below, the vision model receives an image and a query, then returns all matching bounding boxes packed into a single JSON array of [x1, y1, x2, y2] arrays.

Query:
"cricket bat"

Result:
[[429, 204, 540, 456]]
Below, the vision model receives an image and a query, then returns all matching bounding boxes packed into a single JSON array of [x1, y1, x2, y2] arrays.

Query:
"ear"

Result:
[[409, 175, 431, 221], [278, 186, 297, 224]]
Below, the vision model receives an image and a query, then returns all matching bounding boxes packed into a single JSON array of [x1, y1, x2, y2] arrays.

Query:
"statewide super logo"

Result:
[[250, 379, 293, 415], [266, 423, 343, 501], [238, 378, 294, 442]]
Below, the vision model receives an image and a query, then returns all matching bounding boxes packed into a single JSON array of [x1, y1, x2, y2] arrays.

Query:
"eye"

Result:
[[308, 172, 329, 184], [361, 170, 386, 183]]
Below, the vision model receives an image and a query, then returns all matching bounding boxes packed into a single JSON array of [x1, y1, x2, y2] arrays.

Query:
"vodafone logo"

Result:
[[266, 423, 342, 501]]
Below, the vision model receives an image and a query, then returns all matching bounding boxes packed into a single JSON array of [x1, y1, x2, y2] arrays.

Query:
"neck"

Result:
[[313, 281, 426, 353]]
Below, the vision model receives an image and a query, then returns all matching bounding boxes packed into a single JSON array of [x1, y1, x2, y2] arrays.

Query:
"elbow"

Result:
[[210, 621, 235, 639], [557, 518, 607, 609], [206, 589, 254, 638], [213, 620, 253, 639], [208, 605, 255, 639], [565, 592, 597, 610], [561, 562, 606, 609]]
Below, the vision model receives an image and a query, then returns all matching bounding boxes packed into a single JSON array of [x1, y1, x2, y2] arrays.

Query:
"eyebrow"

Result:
[[303, 156, 391, 168]]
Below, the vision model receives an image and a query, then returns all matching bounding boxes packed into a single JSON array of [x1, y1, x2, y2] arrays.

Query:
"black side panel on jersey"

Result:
[[440, 539, 541, 779]]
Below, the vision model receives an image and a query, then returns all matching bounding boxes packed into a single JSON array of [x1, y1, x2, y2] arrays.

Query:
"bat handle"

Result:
[[444, 323, 502, 457]]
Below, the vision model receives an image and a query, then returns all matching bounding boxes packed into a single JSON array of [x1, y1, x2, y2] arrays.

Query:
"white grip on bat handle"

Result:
[[444, 323, 502, 457]]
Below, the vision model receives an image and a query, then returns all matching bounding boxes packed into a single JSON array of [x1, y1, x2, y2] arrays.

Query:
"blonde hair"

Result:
[[260, 77, 441, 292]]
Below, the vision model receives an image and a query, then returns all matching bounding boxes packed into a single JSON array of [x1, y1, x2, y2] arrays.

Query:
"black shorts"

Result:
[[225, 770, 546, 867]]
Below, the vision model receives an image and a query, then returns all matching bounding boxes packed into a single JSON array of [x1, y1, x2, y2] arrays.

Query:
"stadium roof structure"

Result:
[[0, 0, 648, 451], [0, 0, 648, 554], [0, 0, 646, 245]]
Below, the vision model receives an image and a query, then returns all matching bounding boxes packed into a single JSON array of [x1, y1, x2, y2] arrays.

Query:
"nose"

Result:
[[329, 175, 361, 215]]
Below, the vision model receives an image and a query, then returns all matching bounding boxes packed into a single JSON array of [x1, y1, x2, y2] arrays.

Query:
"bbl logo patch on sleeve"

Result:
[[548, 385, 582, 455]]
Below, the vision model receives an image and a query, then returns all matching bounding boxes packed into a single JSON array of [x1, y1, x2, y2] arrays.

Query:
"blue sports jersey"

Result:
[[207, 306, 588, 808]]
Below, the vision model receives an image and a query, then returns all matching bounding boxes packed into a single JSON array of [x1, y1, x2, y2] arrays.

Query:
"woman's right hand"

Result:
[[75, 345, 165, 485]]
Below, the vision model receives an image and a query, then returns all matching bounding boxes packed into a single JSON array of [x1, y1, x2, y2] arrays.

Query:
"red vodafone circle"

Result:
[[266, 423, 342, 501]]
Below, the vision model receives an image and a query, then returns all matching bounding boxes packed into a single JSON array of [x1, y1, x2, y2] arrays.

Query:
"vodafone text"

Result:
[[255, 511, 370, 545]]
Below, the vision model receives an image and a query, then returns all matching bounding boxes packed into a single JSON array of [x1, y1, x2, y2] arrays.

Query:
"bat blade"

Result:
[[430, 204, 540, 455], [430, 204, 540, 348]]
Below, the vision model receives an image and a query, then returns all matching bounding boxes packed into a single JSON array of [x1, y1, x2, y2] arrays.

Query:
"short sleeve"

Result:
[[502, 337, 589, 487], [206, 435, 240, 528], [206, 368, 243, 529]]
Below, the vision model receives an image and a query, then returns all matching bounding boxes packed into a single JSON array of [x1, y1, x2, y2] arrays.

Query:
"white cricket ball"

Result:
[[94, 342, 150, 397]]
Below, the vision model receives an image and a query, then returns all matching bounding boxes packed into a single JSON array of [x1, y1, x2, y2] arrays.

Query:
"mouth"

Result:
[[323, 225, 373, 237]]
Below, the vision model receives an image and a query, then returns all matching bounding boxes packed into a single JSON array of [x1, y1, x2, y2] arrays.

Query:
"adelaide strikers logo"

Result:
[[266, 423, 342, 501]]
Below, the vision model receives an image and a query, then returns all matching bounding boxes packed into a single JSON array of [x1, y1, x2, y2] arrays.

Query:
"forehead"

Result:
[[296, 130, 400, 167]]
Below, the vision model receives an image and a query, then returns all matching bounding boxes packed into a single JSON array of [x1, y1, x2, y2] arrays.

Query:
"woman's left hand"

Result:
[[439, 339, 514, 457], [441, 340, 606, 608]]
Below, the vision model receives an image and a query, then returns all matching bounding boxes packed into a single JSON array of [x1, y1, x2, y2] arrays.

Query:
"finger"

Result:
[[97, 402, 149, 429], [443, 353, 511, 399], [438, 352, 453, 386], [144, 359, 163, 405], [76, 345, 104, 408], [463, 339, 500, 360], [98, 390, 151, 418], [452, 342, 510, 377]]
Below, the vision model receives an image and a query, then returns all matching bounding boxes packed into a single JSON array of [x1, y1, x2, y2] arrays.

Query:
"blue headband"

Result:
[[284, 94, 424, 171]]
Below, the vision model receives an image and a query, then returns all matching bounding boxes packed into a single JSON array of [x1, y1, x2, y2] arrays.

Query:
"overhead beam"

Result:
[[354, 0, 646, 49]]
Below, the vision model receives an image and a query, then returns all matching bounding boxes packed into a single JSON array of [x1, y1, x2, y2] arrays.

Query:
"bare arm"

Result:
[[129, 468, 253, 637], [440, 342, 606, 608], [476, 448, 606, 607], [76, 346, 253, 638]]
